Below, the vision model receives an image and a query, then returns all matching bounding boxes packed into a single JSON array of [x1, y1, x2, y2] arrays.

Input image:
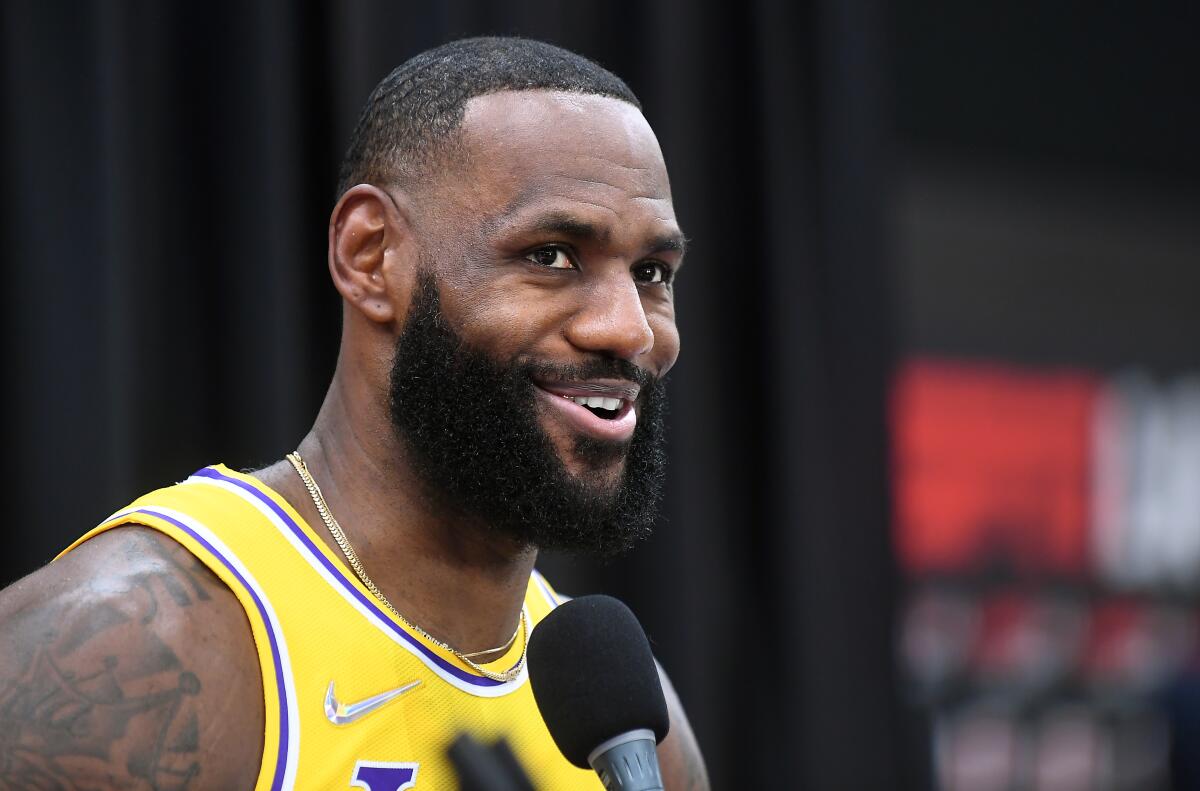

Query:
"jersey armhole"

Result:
[[529, 568, 574, 621]]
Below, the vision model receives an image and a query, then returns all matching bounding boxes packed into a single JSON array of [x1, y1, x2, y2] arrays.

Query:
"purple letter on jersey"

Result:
[[350, 761, 418, 791]]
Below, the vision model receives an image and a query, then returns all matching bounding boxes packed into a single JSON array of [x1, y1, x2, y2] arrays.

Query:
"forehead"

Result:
[[453, 90, 676, 233]]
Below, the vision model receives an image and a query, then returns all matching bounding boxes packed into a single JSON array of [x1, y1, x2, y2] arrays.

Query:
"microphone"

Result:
[[528, 595, 670, 791]]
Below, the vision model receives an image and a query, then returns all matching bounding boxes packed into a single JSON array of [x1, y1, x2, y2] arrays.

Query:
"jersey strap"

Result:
[[59, 482, 300, 791], [184, 465, 535, 696]]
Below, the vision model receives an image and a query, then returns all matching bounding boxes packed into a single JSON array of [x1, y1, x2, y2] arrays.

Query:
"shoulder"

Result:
[[0, 525, 263, 790], [656, 661, 710, 791]]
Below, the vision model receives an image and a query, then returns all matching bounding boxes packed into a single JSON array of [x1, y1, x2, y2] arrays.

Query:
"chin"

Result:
[[562, 452, 627, 489]]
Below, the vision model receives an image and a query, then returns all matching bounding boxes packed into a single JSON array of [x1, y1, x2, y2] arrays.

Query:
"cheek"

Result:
[[649, 312, 681, 371], [446, 281, 569, 354]]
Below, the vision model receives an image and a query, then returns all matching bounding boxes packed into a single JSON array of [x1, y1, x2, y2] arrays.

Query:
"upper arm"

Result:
[[0, 526, 264, 790], [656, 661, 710, 791]]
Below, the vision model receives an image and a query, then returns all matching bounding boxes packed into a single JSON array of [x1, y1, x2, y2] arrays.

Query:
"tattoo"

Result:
[[0, 533, 216, 790]]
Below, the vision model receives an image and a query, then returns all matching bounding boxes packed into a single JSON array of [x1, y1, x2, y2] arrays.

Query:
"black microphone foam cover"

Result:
[[527, 595, 670, 769]]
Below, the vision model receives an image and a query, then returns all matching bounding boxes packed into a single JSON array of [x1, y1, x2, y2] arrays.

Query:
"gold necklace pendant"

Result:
[[286, 452, 527, 683]]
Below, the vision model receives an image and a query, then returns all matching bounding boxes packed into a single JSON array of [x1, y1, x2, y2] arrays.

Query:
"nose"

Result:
[[563, 276, 654, 361]]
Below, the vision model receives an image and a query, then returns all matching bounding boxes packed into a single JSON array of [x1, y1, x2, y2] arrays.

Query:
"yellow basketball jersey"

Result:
[[61, 464, 600, 791]]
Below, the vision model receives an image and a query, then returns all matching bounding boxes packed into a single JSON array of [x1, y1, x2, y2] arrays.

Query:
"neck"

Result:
[[256, 368, 537, 657]]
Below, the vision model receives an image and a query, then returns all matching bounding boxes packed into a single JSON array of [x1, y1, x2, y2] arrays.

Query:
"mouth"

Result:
[[532, 378, 639, 443]]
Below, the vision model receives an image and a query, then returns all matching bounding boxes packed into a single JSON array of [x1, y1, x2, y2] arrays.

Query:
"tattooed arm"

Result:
[[656, 663, 710, 791], [0, 527, 264, 790]]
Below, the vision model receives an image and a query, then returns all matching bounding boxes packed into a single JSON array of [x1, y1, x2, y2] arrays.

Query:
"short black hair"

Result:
[[336, 36, 641, 197]]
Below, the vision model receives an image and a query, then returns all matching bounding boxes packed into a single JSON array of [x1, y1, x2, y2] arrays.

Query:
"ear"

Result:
[[328, 184, 415, 326]]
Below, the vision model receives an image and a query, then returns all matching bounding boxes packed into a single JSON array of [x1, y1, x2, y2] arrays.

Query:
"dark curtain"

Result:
[[1, 2, 902, 787]]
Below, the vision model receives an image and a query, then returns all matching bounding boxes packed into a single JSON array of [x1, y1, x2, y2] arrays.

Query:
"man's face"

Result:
[[388, 273, 669, 555], [388, 91, 684, 553]]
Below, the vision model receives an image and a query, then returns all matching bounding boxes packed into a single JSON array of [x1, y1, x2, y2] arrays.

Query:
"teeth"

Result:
[[567, 395, 622, 412]]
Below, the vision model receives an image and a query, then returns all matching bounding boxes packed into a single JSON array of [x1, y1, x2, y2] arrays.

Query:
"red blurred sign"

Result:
[[891, 358, 1100, 576]]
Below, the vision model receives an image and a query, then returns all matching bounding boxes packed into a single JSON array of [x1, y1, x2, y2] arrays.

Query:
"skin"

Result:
[[0, 90, 707, 789], [0, 527, 262, 789]]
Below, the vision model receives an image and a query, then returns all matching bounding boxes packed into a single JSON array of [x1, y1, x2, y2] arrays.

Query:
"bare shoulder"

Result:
[[0, 526, 263, 790], [656, 661, 710, 791]]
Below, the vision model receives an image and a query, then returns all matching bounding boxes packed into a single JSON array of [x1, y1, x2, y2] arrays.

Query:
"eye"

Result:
[[632, 261, 673, 285], [524, 246, 576, 270]]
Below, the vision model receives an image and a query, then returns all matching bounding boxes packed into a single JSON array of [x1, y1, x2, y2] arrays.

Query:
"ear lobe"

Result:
[[328, 184, 413, 325]]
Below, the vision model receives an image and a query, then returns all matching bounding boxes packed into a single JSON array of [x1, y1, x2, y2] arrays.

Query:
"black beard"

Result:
[[387, 273, 668, 557]]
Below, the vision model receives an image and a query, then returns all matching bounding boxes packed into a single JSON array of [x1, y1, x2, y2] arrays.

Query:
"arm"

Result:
[[656, 662, 710, 791], [0, 526, 264, 790]]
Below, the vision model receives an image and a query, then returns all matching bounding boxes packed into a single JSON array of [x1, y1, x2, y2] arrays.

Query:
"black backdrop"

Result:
[[1, 2, 902, 787]]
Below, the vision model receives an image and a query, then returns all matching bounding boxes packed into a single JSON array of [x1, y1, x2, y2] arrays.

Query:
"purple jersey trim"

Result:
[[128, 507, 290, 791], [192, 466, 513, 688]]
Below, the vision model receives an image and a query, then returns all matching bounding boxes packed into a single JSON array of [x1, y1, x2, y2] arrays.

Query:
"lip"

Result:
[[533, 378, 641, 402], [532, 380, 638, 443]]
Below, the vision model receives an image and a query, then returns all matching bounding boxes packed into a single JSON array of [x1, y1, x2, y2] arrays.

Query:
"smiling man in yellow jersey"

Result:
[[0, 37, 708, 790]]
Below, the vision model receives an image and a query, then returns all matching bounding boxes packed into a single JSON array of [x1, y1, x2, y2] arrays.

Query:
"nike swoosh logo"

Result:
[[324, 679, 422, 725]]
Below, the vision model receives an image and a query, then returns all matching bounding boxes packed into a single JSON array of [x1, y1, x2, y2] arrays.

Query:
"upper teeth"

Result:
[[569, 395, 622, 411]]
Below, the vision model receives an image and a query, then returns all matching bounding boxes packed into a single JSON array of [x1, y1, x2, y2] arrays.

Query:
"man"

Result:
[[0, 37, 707, 790]]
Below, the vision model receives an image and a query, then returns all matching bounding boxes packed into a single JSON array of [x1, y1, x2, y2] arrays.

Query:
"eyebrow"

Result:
[[519, 211, 689, 258], [648, 232, 689, 258]]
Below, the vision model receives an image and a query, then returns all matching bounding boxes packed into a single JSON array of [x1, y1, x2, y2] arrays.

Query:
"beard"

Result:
[[387, 272, 668, 557]]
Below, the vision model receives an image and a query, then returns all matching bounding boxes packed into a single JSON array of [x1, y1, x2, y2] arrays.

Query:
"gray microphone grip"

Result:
[[587, 729, 664, 791]]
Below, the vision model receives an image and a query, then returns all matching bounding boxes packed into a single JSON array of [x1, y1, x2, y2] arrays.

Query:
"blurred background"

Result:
[[2, 2, 1198, 789]]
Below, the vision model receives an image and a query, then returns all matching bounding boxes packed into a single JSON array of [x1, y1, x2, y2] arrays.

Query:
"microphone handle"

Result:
[[588, 729, 664, 791]]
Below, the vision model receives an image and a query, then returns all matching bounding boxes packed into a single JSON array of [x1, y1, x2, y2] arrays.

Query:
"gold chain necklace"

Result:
[[286, 452, 527, 683]]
